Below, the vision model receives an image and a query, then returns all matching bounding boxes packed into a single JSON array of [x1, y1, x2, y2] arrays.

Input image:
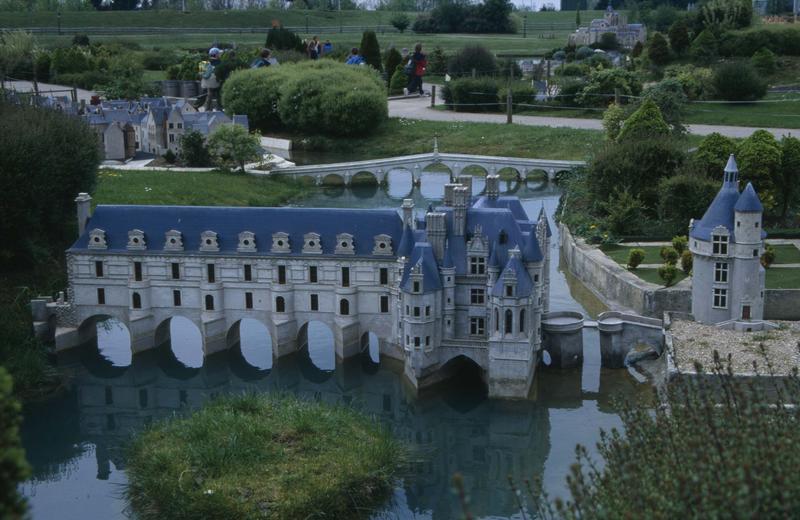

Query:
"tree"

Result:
[[658, 173, 720, 235], [751, 48, 777, 75], [690, 29, 718, 65], [641, 78, 687, 134], [631, 40, 644, 58], [618, 98, 671, 142], [778, 135, 800, 220], [0, 368, 29, 519], [265, 25, 305, 53], [712, 62, 766, 102], [180, 131, 212, 167], [447, 45, 497, 77], [384, 47, 402, 85], [602, 102, 625, 141], [99, 57, 157, 100], [647, 32, 672, 67], [359, 31, 383, 73], [658, 263, 678, 285], [476, 0, 514, 33], [0, 30, 34, 91], [576, 8, 581, 27], [0, 101, 100, 267], [597, 32, 619, 51], [737, 129, 782, 212], [627, 249, 645, 269], [693, 132, 737, 179], [577, 68, 642, 107], [390, 13, 411, 33], [668, 18, 690, 55], [208, 124, 261, 173]]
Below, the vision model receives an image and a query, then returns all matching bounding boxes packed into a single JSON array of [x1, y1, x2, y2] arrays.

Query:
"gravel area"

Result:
[[669, 318, 800, 375]]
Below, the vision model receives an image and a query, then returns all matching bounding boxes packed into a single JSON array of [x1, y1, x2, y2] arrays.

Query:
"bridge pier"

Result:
[[541, 312, 584, 369]]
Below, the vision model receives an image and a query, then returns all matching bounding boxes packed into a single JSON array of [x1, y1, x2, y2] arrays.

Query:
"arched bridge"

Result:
[[267, 152, 585, 186]]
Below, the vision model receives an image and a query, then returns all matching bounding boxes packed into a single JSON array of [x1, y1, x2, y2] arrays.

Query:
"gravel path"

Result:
[[670, 318, 800, 376]]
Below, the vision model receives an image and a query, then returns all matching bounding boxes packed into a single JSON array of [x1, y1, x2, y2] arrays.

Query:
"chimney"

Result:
[[75, 193, 93, 236], [443, 183, 459, 206], [425, 211, 447, 262], [456, 175, 473, 197], [453, 186, 469, 237], [485, 174, 500, 199], [401, 199, 415, 229]]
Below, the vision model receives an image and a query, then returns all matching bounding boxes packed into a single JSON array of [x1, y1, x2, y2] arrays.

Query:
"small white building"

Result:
[[689, 154, 766, 327]]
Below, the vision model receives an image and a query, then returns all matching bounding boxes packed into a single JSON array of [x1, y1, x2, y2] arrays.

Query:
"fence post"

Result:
[[305, 15, 309, 34], [523, 14, 527, 38], [472, 68, 476, 78], [614, 87, 620, 105], [71, 86, 77, 103], [506, 67, 513, 124], [431, 85, 436, 108]]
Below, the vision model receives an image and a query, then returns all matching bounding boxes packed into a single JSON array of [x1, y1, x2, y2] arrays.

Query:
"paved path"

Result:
[[388, 93, 799, 139]]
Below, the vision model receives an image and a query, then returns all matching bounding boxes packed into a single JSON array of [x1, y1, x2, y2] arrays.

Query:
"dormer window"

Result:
[[413, 280, 421, 293], [712, 233, 729, 255], [469, 256, 486, 275], [499, 230, 508, 245], [335, 233, 355, 254], [164, 230, 183, 251], [372, 234, 393, 255], [88, 229, 107, 249], [271, 232, 290, 253], [506, 284, 514, 297], [200, 231, 219, 252], [127, 229, 146, 250], [238, 231, 256, 252], [303, 232, 322, 254]]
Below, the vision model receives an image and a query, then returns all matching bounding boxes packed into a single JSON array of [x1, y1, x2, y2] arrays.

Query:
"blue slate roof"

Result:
[[689, 181, 740, 241], [397, 225, 415, 258], [491, 255, 533, 298], [522, 224, 543, 262], [70, 205, 403, 257], [401, 243, 442, 293], [734, 182, 763, 213], [441, 240, 454, 269]]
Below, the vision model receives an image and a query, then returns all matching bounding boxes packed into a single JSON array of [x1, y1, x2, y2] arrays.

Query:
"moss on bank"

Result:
[[126, 394, 404, 520]]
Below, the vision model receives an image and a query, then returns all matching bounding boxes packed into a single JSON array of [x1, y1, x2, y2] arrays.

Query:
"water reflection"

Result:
[[95, 318, 131, 366], [237, 318, 273, 371]]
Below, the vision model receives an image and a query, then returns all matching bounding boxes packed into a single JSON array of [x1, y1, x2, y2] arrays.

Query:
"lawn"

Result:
[[630, 268, 689, 287], [600, 244, 666, 266], [94, 169, 305, 207], [766, 268, 800, 289], [770, 244, 800, 264]]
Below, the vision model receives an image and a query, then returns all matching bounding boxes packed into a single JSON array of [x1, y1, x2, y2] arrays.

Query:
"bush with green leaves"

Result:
[[163, 149, 176, 164], [577, 67, 642, 107], [596, 32, 619, 51], [660, 246, 679, 265], [600, 189, 646, 236], [0, 101, 100, 268], [658, 173, 720, 235], [426, 46, 448, 75], [208, 124, 261, 173], [664, 64, 714, 101], [617, 98, 671, 142], [751, 47, 777, 75], [712, 62, 766, 101], [179, 131, 212, 167], [0, 367, 29, 519], [778, 135, 800, 220], [389, 66, 408, 96], [575, 46, 594, 60], [658, 262, 678, 285], [499, 82, 536, 108], [359, 30, 382, 73], [671, 235, 688, 255], [668, 18, 690, 55], [761, 244, 776, 268], [222, 67, 291, 132], [647, 32, 672, 67], [446, 45, 497, 77], [99, 56, 159, 100], [692, 132, 737, 179], [640, 78, 687, 134], [390, 13, 411, 33], [737, 129, 781, 211], [690, 28, 718, 64], [680, 249, 693, 274], [602, 102, 625, 141], [442, 77, 499, 112], [627, 248, 646, 270], [265, 24, 304, 52], [384, 47, 402, 85]]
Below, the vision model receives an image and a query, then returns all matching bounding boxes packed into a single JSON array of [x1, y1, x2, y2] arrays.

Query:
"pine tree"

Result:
[[0, 368, 30, 519], [617, 98, 670, 142], [667, 19, 690, 56], [647, 32, 671, 67], [576, 8, 581, 27], [384, 47, 402, 85], [359, 31, 383, 73]]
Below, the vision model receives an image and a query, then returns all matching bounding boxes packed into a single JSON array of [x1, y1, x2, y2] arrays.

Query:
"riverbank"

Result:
[[126, 394, 404, 520]]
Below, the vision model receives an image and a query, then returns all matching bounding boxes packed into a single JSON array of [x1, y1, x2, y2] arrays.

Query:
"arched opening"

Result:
[[554, 170, 572, 184], [297, 320, 335, 374], [525, 169, 548, 186], [351, 171, 379, 186], [339, 298, 350, 316], [437, 355, 488, 410], [494, 308, 499, 332], [520, 309, 526, 333], [229, 318, 273, 371], [505, 309, 513, 334], [322, 173, 345, 186], [132, 292, 142, 309], [360, 331, 380, 364], [80, 316, 132, 366], [420, 163, 451, 200], [496, 166, 520, 181], [205, 294, 214, 311], [386, 167, 413, 199], [298, 175, 317, 187], [275, 296, 285, 313], [156, 316, 203, 368]]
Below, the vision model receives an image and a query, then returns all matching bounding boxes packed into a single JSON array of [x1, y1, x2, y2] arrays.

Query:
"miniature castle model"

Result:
[[689, 154, 766, 327], [569, 5, 647, 49], [44, 175, 551, 398]]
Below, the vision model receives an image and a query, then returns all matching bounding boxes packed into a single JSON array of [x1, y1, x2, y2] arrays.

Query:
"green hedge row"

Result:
[[222, 61, 387, 137], [441, 78, 537, 113], [719, 26, 800, 57]]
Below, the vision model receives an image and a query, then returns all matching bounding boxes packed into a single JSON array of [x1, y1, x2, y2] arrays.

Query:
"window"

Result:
[[275, 296, 285, 313], [380, 268, 388, 285], [341, 267, 350, 287], [245, 292, 253, 309], [177, 123, 183, 129], [713, 288, 728, 309], [168, 122, 174, 129], [205, 294, 214, 311], [207, 263, 215, 283], [755, 222, 759, 228], [470, 317, 485, 335], [169, 134, 175, 143], [506, 285, 513, 297], [95, 261, 104, 277], [712, 234, 728, 255], [534, 274, 539, 283], [425, 336, 430, 346], [132, 292, 142, 309], [495, 309, 499, 331], [499, 230, 508, 244], [470, 256, 486, 275], [470, 288, 485, 304], [173, 290, 181, 307], [310, 294, 319, 311], [505, 309, 513, 334], [414, 337, 421, 347], [244, 264, 252, 282], [380, 295, 389, 313], [171, 262, 180, 280], [278, 265, 286, 284], [413, 281, 420, 293], [134, 261, 143, 281], [714, 262, 729, 283], [414, 306, 421, 317], [97, 288, 105, 305], [425, 305, 430, 316], [753, 249, 759, 257], [519, 309, 526, 333], [405, 305, 410, 315], [340, 299, 350, 315], [309, 265, 318, 283]]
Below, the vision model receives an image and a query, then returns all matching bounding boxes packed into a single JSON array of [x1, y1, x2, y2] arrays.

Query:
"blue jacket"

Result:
[[345, 55, 365, 65]]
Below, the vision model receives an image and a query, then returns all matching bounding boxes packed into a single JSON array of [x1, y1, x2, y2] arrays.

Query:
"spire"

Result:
[[538, 206, 552, 238], [723, 154, 739, 184], [734, 182, 764, 213], [441, 239, 454, 269], [523, 223, 544, 262], [397, 224, 415, 258]]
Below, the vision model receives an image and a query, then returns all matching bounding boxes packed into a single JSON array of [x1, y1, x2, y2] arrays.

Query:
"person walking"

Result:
[[407, 43, 427, 96], [307, 36, 320, 60], [345, 47, 365, 65], [250, 48, 272, 68], [201, 47, 222, 110]]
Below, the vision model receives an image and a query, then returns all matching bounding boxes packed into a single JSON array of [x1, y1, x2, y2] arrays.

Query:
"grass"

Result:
[[93, 168, 305, 206], [630, 268, 688, 286], [599, 244, 666, 266], [766, 267, 800, 289], [289, 118, 603, 161], [769, 244, 800, 264], [126, 394, 405, 520]]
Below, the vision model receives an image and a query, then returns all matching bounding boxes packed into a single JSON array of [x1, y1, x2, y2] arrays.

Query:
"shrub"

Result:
[[690, 29, 718, 64], [180, 131, 212, 167], [0, 101, 100, 268], [737, 129, 781, 210], [265, 24, 304, 52], [660, 246, 679, 265], [617, 98, 671, 142], [680, 249, 693, 274], [384, 47, 402, 84], [596, 32, 619, 51], [647, 32, 672, 66], [99, 57, 158, 100], [555, 78, 587, 106], [426, 46, 448, 75], [602, 102, 625, 141], [668, 18, 690, 55], [664, 64, 714, 100], [761, 244, 775, 268], [499, 82, 536, 108], [778, 135, 800, 220], [0, 368, 29, 518], [447, 45, 497, 77], [658, 173, 720, 235], [600, 189, 646, 236], [497, 57, 522, 79], [442, 77, 499, 112], [557, 63, 587, 77], [359, 30, 382, 73], [576, 46, 594, 60], [51, 46, 93, 75], [672, 235, 688, 255], [641, 78, 687, 134], [207, 124, 261, 172], [751, 47, 777, 75], [578, 68, 642, 107], [222, 67, 290, 132], [390, 13, 411, 32], [388, 66, 408, 95], [712, 62, 766, 101], [631, 40, 644, 58], [72, 33, 90, 46], [141, 50, 176, 71], [658, 263, 678, 285], [34, 52, 51, 82], [627, 248, 646, 270], [163, 149, 176, 164], [692, 132, 737, 178]]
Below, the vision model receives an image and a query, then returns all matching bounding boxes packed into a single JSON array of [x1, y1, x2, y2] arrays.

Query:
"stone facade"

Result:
[[48, 176, 551, 398], [569, 6, 647, 49]]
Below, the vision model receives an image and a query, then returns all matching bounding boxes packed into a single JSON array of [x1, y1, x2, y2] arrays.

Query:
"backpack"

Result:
[[403, 59, 414, 75]]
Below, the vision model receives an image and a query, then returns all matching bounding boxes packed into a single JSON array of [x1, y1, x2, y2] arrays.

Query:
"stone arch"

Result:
[[154, 316, 203, 368], [554, 170, 573, 183], [386, 167, 414, 199], [227, 318, 273, 371], [525, 169, 549, 183], [496, 166, 521, 181], [437, 354, 488, 403], [297, 174, 318, 186], [360, 330, 380, 364], [78, 314, 132, 366], [351, 170, 379, 186], [204, 294, 215, 311], [296, 320, 336, 373], [462, 164, 489, 177], [322, 173, 346, 186]]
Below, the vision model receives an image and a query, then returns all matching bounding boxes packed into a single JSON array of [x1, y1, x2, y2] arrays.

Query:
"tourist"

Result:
[[407, 43, 427, 96], [322, 39, 333, 55], [250, 48, 272, 69], [201, 47, 222, 111], [307, 36, 320, 60], [345, 47, 365, 65]]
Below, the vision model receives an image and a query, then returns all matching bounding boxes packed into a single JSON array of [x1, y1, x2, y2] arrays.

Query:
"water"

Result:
[[20, 172, 653, 519]]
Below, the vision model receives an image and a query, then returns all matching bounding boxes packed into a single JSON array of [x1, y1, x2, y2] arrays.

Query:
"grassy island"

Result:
[[126, 394, 404, 520]]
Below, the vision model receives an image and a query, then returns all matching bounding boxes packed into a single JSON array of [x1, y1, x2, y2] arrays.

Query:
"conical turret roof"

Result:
[[734, 182, 763, 213]]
